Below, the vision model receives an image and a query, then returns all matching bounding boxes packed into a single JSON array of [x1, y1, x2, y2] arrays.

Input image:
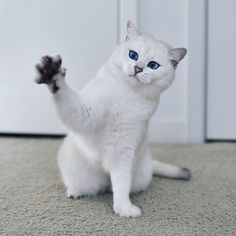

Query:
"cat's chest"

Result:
[[108, 90, 158, 122]]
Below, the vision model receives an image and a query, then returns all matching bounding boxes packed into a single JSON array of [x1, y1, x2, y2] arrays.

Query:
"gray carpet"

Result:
[[0, 137, 236, 236]]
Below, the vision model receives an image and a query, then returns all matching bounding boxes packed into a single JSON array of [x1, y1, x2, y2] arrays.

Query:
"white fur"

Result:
[[46, 22, 187, 217]]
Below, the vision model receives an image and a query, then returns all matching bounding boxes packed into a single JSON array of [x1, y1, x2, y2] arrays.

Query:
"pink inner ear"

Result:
[[170, 59, 178, 67]]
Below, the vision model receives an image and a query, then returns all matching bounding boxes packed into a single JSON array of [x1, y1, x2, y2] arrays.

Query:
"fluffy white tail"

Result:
[[152, 160, 191, 180]]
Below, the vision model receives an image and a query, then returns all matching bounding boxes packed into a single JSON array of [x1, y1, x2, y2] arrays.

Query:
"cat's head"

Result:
[[109, 21, 187, 93]]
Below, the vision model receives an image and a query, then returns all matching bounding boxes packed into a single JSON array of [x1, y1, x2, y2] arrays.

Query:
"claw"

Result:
[[35, 75, 44, 84], [35, 63, 44, 74], [54, 54, 62, 62], [41, 55, 52, 65]]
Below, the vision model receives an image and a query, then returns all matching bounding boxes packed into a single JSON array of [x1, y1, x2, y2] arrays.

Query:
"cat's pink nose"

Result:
[[134, 66, 143, 74]]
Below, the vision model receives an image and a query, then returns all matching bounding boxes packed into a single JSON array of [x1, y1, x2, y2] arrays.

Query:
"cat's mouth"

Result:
[[129, 74, 152, 85], [129, 74, 140, 82]]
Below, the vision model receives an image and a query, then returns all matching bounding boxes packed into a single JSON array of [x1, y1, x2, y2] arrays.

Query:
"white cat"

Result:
[[35, 21, 190, 218]]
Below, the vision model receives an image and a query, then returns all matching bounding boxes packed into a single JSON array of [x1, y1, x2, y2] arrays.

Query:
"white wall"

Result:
[[0, 0, 117, 134]]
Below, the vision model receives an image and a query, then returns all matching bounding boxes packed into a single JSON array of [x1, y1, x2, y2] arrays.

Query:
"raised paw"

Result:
[[35, 54, 66, 93], [113, 203, 142, 218]]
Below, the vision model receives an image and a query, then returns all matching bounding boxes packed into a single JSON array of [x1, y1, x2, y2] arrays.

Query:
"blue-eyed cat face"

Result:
[[129, 50, 160, 70], [110, 21, 186, 91]]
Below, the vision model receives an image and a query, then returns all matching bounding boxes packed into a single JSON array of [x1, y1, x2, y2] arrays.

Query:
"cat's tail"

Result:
[[152, 160, 191, 180]]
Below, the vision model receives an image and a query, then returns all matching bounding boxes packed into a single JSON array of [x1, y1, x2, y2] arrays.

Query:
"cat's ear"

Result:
[[168, 48, 187, 67], [126, 20, 141, 40]]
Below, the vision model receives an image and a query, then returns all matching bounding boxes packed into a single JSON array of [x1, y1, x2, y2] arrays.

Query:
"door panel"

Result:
[[0, 0, 117, 134], [207, 0, 236, 140]]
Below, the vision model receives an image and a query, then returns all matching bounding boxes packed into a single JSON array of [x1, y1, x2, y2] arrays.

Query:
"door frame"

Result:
[[118, 0, 138, 42], [187, 0, 207, 142]]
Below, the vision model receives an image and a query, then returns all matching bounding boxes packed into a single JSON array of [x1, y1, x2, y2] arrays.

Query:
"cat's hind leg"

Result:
[[58, 135, 109, 199], [131, 147, 191, 194], [131, 148, 153, 193]]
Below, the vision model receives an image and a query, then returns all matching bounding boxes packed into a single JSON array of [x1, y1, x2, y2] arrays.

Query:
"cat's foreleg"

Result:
[[35, 55, 95, 133], [103, 148, 141, 218]]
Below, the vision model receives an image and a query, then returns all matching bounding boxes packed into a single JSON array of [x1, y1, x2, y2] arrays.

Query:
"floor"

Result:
[[0, 137, 236, 235]]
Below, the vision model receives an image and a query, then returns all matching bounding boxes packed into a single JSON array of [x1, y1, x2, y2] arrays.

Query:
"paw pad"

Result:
[[35, 55, 64, 93]]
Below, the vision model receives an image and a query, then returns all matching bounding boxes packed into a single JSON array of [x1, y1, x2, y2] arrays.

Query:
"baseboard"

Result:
[[0, 120, 188, 143]]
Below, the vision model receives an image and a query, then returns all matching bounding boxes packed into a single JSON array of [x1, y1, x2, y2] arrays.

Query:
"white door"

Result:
[[0, 0, 117, 135], [207, 0, 236, 140]]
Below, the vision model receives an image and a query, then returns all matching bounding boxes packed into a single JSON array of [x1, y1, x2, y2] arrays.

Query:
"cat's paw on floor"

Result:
[[113, 203, 142, 218], [35, 55, 66, 93], [66, 189, 85, 200], [67, 194, 84, 200]]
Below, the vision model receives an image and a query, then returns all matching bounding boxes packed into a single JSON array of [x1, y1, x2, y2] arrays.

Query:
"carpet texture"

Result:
[[0, 137, 236, 236]]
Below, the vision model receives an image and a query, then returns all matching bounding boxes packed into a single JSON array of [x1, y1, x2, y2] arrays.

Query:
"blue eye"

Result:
[[129, 50, 139, 61], [147, 61, 160, 70]]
